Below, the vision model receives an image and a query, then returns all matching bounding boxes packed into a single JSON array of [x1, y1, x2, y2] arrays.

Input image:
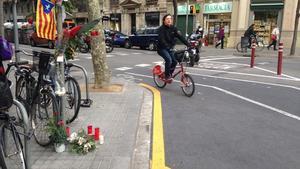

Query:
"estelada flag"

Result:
[[36, 0, 56, 40]]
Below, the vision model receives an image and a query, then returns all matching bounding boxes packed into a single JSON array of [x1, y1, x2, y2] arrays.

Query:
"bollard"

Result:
[[277, 43, 283, 75], [250, 41, 256, 68]]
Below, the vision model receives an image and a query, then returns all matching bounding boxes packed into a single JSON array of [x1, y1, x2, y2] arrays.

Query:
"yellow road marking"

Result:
[[140, 83, 171, 169]]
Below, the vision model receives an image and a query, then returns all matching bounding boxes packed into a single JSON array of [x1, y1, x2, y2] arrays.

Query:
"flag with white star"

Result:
[[36, 0, 57, 40]]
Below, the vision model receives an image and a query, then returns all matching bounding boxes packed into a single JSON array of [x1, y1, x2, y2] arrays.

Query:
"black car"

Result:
[[128, 27, 159, 51]]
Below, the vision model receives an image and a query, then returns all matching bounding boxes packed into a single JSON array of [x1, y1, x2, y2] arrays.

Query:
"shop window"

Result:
[[145, 12, 160, 27], [254, 11, 278, 44]]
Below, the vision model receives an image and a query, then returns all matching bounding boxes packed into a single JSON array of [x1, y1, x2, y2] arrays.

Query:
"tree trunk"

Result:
[[87, 0, 111, 88], [290, 0, 300, 56], [172, 0, 177, 25], [0, 0, 4, 36]]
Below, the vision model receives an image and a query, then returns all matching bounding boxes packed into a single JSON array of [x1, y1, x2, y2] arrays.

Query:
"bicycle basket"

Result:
[[32, 51, 53, 74]]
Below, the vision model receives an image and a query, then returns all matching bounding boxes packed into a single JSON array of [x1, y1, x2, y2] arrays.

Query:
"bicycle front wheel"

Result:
[[256, 41, 265, 52], [32, 90, 59, 147], [181, 74, 195, 97], [65, 76, 81, 124], [153, 73, 166, 88], [1, 124, 26, 169]]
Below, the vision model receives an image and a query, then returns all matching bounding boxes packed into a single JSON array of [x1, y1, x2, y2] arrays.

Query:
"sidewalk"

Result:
[[30, 78, 152, 169]]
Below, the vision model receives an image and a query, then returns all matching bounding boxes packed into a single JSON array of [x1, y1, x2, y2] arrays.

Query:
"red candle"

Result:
[[94, 128, 100, 141], [88, 125, 93, 135], [66, 127, 70, 137]]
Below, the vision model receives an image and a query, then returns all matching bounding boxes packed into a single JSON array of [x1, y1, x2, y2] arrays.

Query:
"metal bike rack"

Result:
[[13, 99, 31, 169], [70, 63, 93, 107]]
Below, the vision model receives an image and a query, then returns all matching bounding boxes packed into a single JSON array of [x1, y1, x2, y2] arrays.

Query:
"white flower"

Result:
[[67, 132, 78, 142], [78, 137, 86, 146]]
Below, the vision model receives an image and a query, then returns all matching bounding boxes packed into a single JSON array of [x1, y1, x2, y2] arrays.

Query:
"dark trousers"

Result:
[[157, 48, 177, 78], [268, 40, 277, 50], [215, 36, 224, 49]]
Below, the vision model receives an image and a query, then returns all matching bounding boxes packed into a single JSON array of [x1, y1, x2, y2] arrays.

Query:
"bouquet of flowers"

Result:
[[68, 129, 96, 154]]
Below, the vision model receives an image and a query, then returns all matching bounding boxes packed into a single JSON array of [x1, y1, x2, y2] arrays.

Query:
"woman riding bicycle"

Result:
[[157, 14, 190, 81]]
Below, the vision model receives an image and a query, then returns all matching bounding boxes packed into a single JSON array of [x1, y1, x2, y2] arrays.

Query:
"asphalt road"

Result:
[[18, 45, 300, 169]]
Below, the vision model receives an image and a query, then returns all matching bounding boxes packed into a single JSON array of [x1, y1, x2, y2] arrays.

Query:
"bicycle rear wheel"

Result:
[[65, 76, 81, 124], [235, 42, 243, 53], [181, 74, 195, 97], [1, 124, 26, 169], [153, 73, 166, 88], [32, 90, 58, 146]]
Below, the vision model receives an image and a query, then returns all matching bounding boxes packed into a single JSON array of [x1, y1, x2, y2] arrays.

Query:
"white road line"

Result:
[[189, 67, 297, 81], [188, 72, 300, 91], [132, 53, 142, 55], [83, 56, 92, 59], [135, 64, 151, 67], [201, 56, 246, 61], [69, 59, 80, 61], [125, 72, 300, 121], [202, 60, 300, 81], [255, 66, 300, 80], [153, 61, 163, 64], [115, 67, 133, 71], [107, 54, 114, 57]]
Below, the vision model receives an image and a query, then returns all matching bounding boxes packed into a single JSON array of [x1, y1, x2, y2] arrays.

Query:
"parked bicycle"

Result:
[[152, 48, 195, 97], [236, 34, 265, 53], [0, 100, 30, 169], [14, 51, 60, 146]]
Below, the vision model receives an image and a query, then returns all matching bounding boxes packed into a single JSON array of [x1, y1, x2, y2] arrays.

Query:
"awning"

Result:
[[250, 0, 284, 10]]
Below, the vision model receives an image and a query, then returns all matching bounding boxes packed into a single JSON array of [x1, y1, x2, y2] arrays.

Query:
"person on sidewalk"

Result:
[[268, 26, 280, 51], [215, 26, 225, 49], [157, 14, 190, 81]]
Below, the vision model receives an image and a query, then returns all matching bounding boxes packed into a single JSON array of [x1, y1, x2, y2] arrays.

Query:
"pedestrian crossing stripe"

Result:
[[132, 53, 142, 55], [135, 64, 151, 67], [115, 67, 133, 71], [83, 56, 92, 59]]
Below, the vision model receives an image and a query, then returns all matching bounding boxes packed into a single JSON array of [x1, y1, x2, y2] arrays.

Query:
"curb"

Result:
[[131, 87, 152, 169]]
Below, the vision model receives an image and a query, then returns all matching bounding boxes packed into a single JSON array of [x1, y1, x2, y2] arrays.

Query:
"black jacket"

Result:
[[244, 26, 256, 37], [157, 25, 189, 49]]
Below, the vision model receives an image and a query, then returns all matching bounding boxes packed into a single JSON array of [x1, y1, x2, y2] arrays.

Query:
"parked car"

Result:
[[109, 31, 130, 48], [128, 27, 159, 51], [30, 31, 56, 49]]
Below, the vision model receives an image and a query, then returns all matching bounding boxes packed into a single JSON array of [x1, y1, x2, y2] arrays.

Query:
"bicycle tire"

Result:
[[256, 41, 265, 52], [235, 42, 243, 53], [31, 90, 59, 147], [153, 73, 166, 88], [0, 143, 7, 169], [15, 76, 27, 103], [181, 74, 195, 97], [65, 76, 81, 124], [1, 124, 27, 169]]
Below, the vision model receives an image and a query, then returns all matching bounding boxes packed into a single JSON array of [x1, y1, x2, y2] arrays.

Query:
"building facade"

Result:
[[2, 0, 300, 49]]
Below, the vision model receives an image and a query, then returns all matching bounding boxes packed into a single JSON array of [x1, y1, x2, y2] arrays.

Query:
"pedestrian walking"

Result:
[[267, 26, 280, 51], [215, 26, 225, 49]]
